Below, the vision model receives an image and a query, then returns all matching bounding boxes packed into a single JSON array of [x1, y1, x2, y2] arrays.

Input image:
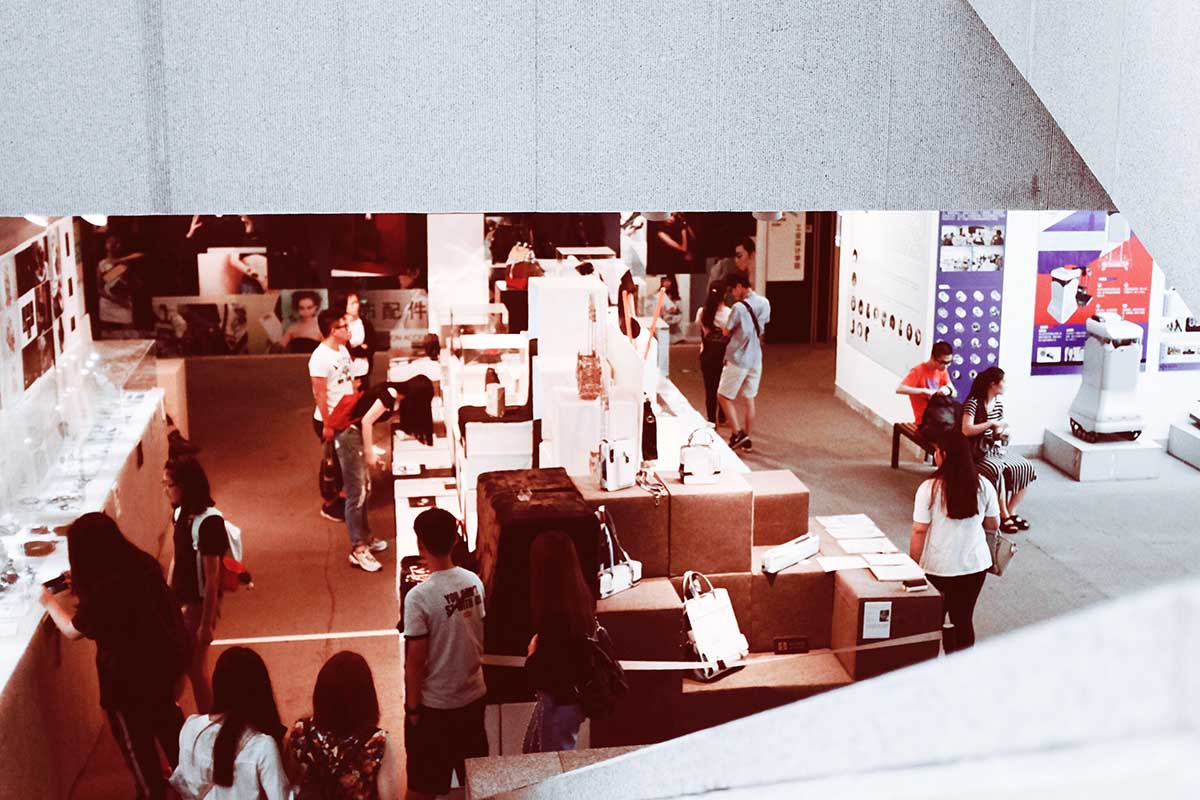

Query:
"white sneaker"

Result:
[[368, 538, 389, 553], [348, 549, 383, 572]]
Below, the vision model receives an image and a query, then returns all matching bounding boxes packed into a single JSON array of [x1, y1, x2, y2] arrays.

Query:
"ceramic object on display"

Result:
[[679, 428, 721, 485], [760, 533, 820, 575], [1068, 312, 1145, 443]]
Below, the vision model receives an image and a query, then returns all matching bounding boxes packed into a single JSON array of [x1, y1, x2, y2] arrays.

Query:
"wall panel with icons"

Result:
[[934, 212, 1006, 399]]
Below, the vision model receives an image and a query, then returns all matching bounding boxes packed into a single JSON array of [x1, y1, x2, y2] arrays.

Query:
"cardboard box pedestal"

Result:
[[744, 469, 811, 546], [572, 474, 670, 578], [659, 470, 753, 576]]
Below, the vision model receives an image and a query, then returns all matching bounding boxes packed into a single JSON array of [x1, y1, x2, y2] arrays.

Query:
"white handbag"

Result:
[[598, 438, 637, 491], [679, 428, 722, 485], [681, 570, 748, 682], [597, 506, 642, 598]]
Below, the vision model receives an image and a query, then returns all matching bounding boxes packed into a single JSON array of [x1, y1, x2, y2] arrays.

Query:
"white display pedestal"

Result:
[[1167, 422, 1200, 471], [1042, 427, 1163, 481]]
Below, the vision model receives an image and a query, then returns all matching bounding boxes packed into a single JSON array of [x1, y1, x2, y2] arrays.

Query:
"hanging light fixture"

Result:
[[752, 211, 783, 222], [81, 215, 108, 227], [641, 212, 671, 222], [23, 214, 49, 227]]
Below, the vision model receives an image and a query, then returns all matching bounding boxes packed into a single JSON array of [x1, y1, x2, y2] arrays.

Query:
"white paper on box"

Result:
[[869, 563, 926, 582], [836, 537, 899, 554], [816, 513, 875, 528], [823, 524, 887, 540], [862, 553, 914, 567], [816, 556, 869, 572], [863, 601, 892, 639]]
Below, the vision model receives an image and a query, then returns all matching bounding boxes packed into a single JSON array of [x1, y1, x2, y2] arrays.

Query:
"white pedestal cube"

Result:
[[1168, 422, 1200, 471], [1042, 427, 1162, 481]]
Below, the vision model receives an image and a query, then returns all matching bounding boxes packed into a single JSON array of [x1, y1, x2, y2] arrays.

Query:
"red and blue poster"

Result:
[[934, 211, 1006, 399], [1032, 211, 1152, 375]]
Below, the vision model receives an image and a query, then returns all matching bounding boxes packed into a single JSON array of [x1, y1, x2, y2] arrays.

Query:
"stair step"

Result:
[[465, 746, 641, 800]]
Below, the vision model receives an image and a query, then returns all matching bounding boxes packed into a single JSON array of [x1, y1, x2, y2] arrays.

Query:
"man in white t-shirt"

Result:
[[309, 309, 383, 573], [402, 508, 487, 799]]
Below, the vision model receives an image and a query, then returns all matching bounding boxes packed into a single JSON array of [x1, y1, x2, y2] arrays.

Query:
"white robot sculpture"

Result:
[[1068, 312, 1144, 442]]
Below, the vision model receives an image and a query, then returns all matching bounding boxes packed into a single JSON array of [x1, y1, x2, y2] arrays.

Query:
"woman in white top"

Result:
[[339, 291, 378, 390], [171, 647, 291, 800], [909, 432, 1000, 654]]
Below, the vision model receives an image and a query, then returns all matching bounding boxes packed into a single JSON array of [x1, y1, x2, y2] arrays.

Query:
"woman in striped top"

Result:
[[961, 367, 1037, 533]]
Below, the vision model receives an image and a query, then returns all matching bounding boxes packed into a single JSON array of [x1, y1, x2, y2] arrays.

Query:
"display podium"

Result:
[[1168, 422, 1200, 471], [1042, 427, 1163, 481]]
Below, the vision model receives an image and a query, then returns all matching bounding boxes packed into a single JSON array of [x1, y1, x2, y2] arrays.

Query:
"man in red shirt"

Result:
[[896, 341, 955, 422]]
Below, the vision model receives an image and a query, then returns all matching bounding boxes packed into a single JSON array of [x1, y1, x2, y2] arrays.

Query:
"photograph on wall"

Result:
[[14, 237, 48, 297], [1032, 211, 1152, 375], [152, 294, 280, 357], [96, 232, 145, 334], [197, 247, 270, 295], [1159, 288, 1200, 371], [19, 294, 37, 347], [270, 289, 329, 353], [841, 211, 934, 376], [934, 212, 1006, 399], [21, 329, 55, 390], [0, 255, 15, 309], [34, 283, 52, 333], [361, 289, 428, 349]]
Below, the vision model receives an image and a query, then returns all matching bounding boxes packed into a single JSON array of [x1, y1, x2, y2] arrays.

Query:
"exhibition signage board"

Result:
[[933, 211, 1006, 400], [1159, 288, 1200, 372], [1031, 211, 1151, 375], [843, 211, 934, 377]]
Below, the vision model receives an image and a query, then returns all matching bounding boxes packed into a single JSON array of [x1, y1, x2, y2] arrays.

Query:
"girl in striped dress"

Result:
[[961, 367, 1037, 533]]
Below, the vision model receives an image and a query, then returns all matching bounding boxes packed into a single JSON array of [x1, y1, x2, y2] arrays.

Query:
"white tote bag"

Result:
[[681, 570, 748, 681]]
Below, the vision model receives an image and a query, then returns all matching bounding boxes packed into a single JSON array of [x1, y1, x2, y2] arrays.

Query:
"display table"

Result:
[[1042, 427, 1163, 481], [0, 390, 169, 799]]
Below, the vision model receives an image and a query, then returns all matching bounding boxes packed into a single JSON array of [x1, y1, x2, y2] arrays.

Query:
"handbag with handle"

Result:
[[679, 428, 721, 485], [597, 506, 641, 598], [986, 527, 1018, 576], [680, 570, 748, 682]]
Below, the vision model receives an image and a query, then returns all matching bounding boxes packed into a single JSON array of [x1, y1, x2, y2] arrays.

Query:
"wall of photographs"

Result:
[[0, 220, 88, 411], [932, 211, 1007, 400]]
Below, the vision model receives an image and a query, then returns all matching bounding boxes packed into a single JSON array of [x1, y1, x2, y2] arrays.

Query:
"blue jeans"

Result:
[[522, 691, 585, 753], [333, 425, 369, 548]]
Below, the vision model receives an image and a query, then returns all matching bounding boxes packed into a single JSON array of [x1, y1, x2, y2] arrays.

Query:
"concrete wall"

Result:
[[968, 0, 1200, 314], [0, 0, 1110, 214]]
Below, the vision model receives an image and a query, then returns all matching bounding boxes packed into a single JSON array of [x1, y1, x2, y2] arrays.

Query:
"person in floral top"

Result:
[[285, 652, 399, 799]]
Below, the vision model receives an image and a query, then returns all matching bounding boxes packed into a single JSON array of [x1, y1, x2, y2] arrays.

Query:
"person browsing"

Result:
[[717, 272, 771, 452]]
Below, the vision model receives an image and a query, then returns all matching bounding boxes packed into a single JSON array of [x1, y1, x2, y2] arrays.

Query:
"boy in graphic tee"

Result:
[[897, 340, 956, 423], [402, 508, 488, 800]]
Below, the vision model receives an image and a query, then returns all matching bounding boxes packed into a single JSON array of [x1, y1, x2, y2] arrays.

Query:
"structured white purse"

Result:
[[598, 438, 637, 491], [679, 428, 722, 485], [597, 506, 642, 598], [681, 570, 748, 681], [760, 533, 820, 574]]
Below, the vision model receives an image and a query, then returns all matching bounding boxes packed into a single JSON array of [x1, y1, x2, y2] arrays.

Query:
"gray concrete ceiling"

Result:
[[1, 1, 1109, 215]]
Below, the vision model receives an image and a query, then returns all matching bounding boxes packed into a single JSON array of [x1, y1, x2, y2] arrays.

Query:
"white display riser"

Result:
[[485, 702, 590, 756], [391, 433, 453, 476], [392, 477, 459, 560], [1042, 427, 1163, 481], [1167, 422, 1200, 471]]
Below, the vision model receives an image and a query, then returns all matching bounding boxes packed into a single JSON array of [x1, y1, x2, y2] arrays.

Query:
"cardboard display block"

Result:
[[572, 474, 670, 578], [670, 572, 753, 652], [597, 578, 683, 662], [743, 470, 810, 547], [749, 545, 835, 652], [831, 568, 943, 680], [659, 470, 753, 576]]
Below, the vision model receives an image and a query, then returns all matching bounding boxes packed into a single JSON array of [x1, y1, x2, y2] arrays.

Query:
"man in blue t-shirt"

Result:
[[718, 272, 771, 452]]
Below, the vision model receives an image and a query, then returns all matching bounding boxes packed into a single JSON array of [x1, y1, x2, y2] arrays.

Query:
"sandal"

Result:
[[1010, 515, 1030, 530], [1000, 517, 1021, 534]]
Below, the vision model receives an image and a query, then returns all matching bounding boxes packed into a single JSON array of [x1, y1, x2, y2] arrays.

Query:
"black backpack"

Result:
[[576, 625, 628, 720], [918, 393, 962, 444]]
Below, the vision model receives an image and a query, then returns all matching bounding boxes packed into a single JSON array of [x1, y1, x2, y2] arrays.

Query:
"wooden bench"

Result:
[[891, 422, 935, 468]]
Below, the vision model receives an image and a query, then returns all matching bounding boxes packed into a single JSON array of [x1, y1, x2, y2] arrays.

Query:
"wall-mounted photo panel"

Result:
[[21, 329, 54, 390], [197, 247, 270, 296]]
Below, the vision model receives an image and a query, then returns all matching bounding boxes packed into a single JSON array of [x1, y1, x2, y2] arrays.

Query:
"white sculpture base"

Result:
[[1167, 422, 1200, 471], [1042, 427, 1162, 482]]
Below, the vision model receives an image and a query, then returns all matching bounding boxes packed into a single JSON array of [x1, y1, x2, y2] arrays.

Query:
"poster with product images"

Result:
[[842, 212, 934, 376], [360, 289, 427, 348], [1032, 212, 1152, 375], [197, 247, 270, 295], [934, 212, 1006, 399], [152, 294, 280, 357], [1159, 288, 1200, 371]]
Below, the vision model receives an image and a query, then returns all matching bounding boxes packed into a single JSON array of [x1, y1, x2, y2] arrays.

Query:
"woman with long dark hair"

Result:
[[522, 531, 597, 753], [164, 457, 229, 712], [961, 366, 1038, 532], [39, 512, 189, 800], [695, 279, 731, 425], [909, 433, 1000, 654], [171, 647, 290, 799], [286, 651, 399, 799], [353, 374, 436, 469]]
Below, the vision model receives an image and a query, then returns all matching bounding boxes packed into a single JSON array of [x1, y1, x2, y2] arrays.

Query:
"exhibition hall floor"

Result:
[[69, 346, 1200, 798]]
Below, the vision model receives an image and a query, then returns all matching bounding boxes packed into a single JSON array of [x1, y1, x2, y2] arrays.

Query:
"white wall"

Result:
[[835, 210, 1200, 446], [834, 211, 940, 426], [426, 213, 487, 330]]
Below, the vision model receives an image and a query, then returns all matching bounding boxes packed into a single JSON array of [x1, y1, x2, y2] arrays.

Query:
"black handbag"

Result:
[[642, 398, 658, 461]]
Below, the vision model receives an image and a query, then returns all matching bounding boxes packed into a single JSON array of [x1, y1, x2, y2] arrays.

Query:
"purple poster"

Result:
[[934, 212, 1006, 400]]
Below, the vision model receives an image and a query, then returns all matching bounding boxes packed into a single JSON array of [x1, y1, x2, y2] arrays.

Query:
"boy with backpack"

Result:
[[897, 342, 958, 438]]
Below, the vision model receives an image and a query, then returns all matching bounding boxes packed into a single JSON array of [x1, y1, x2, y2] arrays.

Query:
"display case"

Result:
[[440, 303, 510, 346], [450, 333, 529, 408]]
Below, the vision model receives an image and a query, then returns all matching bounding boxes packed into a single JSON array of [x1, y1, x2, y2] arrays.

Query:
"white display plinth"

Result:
[[1167, 422, 1200, 471], [1042, 427, 1163, 481]]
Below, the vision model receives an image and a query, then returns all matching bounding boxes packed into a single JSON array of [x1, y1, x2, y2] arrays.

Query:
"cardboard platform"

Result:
[[1168, 422, 1200, 471], [743, 469, 810, 547], [572, 474, 670, 578], [1042, 427, 1163, 481], [658, 470, 753, 575]]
